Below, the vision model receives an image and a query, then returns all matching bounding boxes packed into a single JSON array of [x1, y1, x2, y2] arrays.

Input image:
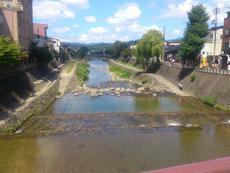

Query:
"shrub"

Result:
[[30, 43, 53, 63], [0, 36, 26, 69], [190, 75, 196, 82], [201, 96, 217, 107], [76, 61, 89, 85]]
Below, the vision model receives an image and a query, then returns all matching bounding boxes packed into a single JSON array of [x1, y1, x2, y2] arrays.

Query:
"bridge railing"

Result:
[[142, 157, 230, 173]]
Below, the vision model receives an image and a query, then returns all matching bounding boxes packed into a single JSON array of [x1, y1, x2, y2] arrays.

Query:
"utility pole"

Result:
[[212, 7, 220, 62], [162, 26, 165, 62]]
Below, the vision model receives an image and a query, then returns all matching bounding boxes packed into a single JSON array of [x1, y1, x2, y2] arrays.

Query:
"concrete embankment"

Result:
[[0, 61, 78, 133], [156, 64, 230, 105], [0, 78, 60, 132], [110, 59, 230, 106]]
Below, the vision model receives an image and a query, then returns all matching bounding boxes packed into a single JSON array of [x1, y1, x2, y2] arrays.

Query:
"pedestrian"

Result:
[[178, 82, 183, 91]]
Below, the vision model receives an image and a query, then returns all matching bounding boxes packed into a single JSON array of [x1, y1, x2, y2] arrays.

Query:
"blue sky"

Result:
[[33, 0, 230, 43]]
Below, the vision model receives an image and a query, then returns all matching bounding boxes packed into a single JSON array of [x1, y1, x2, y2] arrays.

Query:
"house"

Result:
[[46, 38, 61, 53], [0, 0, 33, 51], [33, 23, 48, 39], [164, 42, 181, 62], [33, 23, 48, 48], [201, 26, 223, 57]]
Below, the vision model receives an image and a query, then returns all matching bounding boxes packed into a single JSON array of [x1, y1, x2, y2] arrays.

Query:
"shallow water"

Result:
[[48, 94, 183, 114], [1, 128, 230, 173], [1, 59, 230, 173]]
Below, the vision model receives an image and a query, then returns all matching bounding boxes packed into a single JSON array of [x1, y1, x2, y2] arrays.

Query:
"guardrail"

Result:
[[195, 67, 230, 75], [162, 62, 230, 75]]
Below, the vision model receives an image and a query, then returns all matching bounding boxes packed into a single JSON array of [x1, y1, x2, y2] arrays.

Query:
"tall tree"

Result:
[[180, 4, 209, 67], [134, 29, 164, 70], [111, 41, 127, 59], [77, 46, 88, 58]]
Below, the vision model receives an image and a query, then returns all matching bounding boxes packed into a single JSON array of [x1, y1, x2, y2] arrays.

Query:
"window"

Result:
[[225, 29, 230, 36]]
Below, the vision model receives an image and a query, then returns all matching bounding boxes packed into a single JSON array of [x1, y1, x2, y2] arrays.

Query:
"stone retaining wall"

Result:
[[0, 78, 60, 133], [110, 60, 230, 106], [156, 64, 230, 105]]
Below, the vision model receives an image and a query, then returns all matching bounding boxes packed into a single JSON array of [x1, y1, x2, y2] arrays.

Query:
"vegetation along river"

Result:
[[1, 59, 230, 173]]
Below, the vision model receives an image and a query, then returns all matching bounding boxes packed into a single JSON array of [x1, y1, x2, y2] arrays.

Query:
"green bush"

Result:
[[0, 36, 26, 69], [76, 61, 89, 85], [190, 75, 196, 82], [201, 96, 217, 107], [30, 44, 53, 63]]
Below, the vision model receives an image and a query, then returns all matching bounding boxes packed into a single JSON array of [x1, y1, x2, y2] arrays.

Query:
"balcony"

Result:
[[0, 1, 23, 12]]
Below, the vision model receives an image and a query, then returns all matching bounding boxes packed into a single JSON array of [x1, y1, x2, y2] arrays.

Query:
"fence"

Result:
[[195, 67, 230, 75], [163, 62, 230, 76]]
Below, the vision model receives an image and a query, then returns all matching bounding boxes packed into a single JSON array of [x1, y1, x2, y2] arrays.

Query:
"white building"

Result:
[[201, 26, 223, 57], [46, 38, 61, 53]]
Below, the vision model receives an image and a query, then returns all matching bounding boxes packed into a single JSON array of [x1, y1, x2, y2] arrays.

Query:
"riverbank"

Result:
[[155, 63, 230, 106], [0, 60, 80, 133], [108, 59, 191, 96]]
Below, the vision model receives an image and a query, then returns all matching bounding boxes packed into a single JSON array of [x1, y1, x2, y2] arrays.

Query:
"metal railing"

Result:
[[163, 62, 230, 75], [195, 67, 230, 75]]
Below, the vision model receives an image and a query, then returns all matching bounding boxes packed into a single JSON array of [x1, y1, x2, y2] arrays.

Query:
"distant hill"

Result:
[[62, 40, 139, 52]]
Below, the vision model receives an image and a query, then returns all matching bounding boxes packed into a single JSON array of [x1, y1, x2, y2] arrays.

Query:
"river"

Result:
[[0, 59, 230, 173]]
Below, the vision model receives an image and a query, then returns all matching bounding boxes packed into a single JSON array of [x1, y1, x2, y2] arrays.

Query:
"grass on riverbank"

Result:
[[109, 66, 132, 79], [201, 96, 230, 111], [76, 61, 89, 85]]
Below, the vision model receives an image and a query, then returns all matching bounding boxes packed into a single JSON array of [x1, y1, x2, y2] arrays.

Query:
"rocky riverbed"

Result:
[[72, 86, 158, 97]]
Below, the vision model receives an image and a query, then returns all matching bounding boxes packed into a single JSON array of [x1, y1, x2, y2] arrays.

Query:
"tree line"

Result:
[[107, 4, 209, 70], [0, 36, 86, 75]]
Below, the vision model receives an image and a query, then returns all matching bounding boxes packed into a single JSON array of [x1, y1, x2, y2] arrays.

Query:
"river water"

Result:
[[0, 59, 230, 173]]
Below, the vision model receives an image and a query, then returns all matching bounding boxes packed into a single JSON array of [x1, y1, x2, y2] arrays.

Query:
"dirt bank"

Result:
[[109, 59, 190, 96], [58, 61, 78, 96]]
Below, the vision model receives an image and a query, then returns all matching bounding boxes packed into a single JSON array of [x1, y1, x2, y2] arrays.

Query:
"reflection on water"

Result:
[[1, 128, 230, 173], [49, 94, 182, 114], [86, 59, 112, 87]]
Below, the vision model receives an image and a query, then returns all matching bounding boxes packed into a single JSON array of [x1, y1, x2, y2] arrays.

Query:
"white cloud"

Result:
[[33, 0, 89, 20], [85, 16, 97, 23], [107, 3, 141, 25], [53, 27, 70, 33], [60, 0, 89, 8], [106, 3, 161, 37], [167, 29, 183, 39], [89, 27, 106, 34], [72, 24, 80, 29], [127, 23, 161, 34], [160, 0, 198, 19]]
